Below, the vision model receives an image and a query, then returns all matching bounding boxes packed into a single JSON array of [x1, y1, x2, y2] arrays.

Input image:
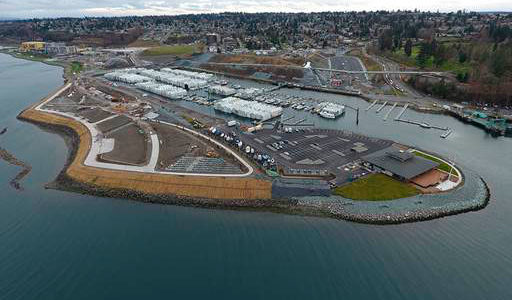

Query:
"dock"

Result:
[[281, 115, 295, 123], [294, 118, 307, 125], [376, 101, 388, 113], [397, 119, 448, 131], [394, 104, 409, 120], [366, 100, 378, 111], [282, 123, 315, 127], [383, 103, 397, 121]]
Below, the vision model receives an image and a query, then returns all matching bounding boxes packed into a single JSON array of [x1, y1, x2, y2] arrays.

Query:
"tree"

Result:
[[404, 39, 412, 56], [378, 30, 393, 51], [458, 51, 467, 63], [433, 44, 448, 66], [416, 42, 429, 68]]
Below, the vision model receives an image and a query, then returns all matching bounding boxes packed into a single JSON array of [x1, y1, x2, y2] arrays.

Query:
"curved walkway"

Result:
[[413, 149, 462, 191], [34, 84, 254, 177]]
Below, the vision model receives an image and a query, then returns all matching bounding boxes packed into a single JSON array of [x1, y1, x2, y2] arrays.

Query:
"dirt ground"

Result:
[[100, 124, 149, 165], [78, 108, 113, 123], [210, 54, 304, 66], [153, 123, 212, 168], [152, 123, 246, 172], [96, 115, 131, 133]]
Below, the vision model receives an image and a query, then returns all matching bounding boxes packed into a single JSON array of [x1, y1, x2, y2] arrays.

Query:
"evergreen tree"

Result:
[[404, 39, 412, 56]]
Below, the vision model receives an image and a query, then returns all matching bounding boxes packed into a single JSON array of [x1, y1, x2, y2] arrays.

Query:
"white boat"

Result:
[[318, 102, 345, 119], [319, 111, 336, 119]]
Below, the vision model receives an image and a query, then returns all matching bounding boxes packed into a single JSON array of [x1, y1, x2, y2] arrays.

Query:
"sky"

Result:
[[1, 0, 511, 18]]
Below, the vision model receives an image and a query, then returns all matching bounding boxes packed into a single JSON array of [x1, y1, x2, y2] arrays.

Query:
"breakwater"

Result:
[[0, 146, 32, 190]]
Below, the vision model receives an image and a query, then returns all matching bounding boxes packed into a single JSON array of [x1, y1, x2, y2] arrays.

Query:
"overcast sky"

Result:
[[1, 0, 511, 18]]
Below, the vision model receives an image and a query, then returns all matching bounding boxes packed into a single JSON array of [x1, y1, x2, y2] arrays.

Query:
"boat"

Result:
[[420, 123, 431, 129], [0, 127, 6, 135], [319, 111, 336, 119]]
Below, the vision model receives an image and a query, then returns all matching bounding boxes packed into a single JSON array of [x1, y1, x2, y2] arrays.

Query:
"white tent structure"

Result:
[[214, 97, 282, 120], [104, 72, 153, 84], [135, 82, 187, 99]]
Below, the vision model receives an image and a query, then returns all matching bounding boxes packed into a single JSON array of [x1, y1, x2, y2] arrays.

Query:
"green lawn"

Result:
[[390, 46, 471, 74], [70, 61, 83, 73], [11, 51, 49, 62], [413, 151, 453, 173], [142, 44, 199, 56], [333, 173, 419, 201]]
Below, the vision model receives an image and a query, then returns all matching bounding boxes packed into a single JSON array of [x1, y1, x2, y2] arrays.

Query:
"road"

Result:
[[202, 62, 444, 75], [368, 53, 424, 97]]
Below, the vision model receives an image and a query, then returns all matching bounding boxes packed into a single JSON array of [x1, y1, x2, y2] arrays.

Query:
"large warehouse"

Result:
[[362, 147, 439, 182]]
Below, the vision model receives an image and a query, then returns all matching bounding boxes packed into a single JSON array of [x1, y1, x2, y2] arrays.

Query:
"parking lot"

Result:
[[239, 128, 392, 183]]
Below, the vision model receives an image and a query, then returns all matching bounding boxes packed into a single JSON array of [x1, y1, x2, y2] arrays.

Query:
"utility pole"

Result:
[[356, 107, 359, 125]]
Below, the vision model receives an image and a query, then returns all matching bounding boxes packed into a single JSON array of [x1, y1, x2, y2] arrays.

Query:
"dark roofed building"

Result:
[[362, 147, 439, 181]]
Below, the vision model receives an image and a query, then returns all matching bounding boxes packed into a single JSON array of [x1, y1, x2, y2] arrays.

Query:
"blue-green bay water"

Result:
[[1, 53, 512, 299]]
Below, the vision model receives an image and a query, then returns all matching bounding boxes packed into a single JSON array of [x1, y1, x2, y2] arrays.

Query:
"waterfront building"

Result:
[[44, 42, 77, 56], [19, 41, 46, 52], [362, 147, 439, 183]]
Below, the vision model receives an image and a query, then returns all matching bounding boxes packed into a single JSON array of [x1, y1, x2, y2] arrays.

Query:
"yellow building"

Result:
[[19, 42, 46, 52]]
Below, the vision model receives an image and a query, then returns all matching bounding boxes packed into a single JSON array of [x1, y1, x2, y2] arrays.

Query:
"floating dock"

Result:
[[397, 119, 448, 131], [376, 101, 388, 113], [394, 104, 409, 120], [366, 100, 378, 111], [383, 103, 397, 121], [281, 115, 295, 123], [294, 118, 307, 125]]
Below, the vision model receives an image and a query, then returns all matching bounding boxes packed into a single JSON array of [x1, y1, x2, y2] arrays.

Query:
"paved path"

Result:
[[413, 149, 462, 191]]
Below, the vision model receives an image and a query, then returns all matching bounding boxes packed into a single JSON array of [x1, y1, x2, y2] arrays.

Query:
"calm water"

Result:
[[1, 53, 512, 299]]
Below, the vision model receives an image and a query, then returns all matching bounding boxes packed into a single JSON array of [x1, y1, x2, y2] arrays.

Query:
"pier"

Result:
[[394, 104, 409, 120], [281, 115, 295, 123], [376, 101, 388, 113], [294, 118, 307, 125], [397, 119, 448, 131], [366, 100, 378, 111], [383, 103, 397, 121]]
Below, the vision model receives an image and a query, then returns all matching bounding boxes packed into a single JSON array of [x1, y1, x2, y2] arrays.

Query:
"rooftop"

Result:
[[362, 147, 439, 180]]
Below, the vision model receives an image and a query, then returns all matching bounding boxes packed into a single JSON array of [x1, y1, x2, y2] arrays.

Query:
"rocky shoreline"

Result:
[[0, 146, 32, 190], [18, 108, 490, 225]]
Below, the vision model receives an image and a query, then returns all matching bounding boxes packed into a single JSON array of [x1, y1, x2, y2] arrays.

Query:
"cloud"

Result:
[[0, 0, 511, 18]]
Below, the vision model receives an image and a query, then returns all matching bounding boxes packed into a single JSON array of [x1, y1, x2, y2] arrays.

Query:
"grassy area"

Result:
[[333, 173, 419, 201], [413, 151, 453, 173], [142, 44, 199, 56], [70, 61, 83, 73], [11, 51, 50, 63], [390, 46, 471, 74]]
